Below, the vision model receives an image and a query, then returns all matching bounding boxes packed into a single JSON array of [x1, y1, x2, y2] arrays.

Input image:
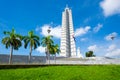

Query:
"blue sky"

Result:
[[0, 0, 120, 57]]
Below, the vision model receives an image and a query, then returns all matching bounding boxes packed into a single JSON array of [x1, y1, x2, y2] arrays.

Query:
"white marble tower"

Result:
[[60, 6, 76, 57]]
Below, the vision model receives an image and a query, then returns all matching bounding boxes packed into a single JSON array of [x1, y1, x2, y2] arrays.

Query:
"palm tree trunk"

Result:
[[52, 54, 54, 64], [54, 54, 56, 64], [29, 46, 32, 63], [48, 50, 50, 64], [9, 46, 13, 64], [45, 52, 47, 60], [45, 47, 48, 62], [47, 47, 50, 64]]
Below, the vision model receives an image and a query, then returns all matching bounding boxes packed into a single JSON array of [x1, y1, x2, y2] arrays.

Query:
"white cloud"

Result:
[[100, 0, 120, 17], [50, 25, 61, 38], [107, 44, 116, 51], [105, 32, 118, 41], [88, 45, 97, 52], [105, 44, 120, 57], [105, 49, 120, 57], [75, 26, 91, 37], [93, 24, 103, 33], [37, 24, 91, 38], [80, 38, 88, 42], [36, 46, 45, 53], [37, 24, 61, 38]]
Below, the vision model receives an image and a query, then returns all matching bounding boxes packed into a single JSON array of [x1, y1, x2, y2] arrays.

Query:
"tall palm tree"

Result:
[[49, 44, 60, 64], [41, 35, 54, 64], [23, 31, 40, 63], [2, 29, 22, 64]]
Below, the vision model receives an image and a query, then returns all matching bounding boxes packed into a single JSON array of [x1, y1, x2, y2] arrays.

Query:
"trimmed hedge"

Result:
[[0, 64, 115, 69]]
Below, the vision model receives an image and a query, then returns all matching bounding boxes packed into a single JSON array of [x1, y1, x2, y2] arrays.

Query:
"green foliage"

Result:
[[0, 65, 120, 80], [41, 35, 60, 55], [23, 31, 40, 49], [49, 44, 60, 55], [2, 28, 22, 50], [41, 35, 53, 48], [85, 51, 96, 57]]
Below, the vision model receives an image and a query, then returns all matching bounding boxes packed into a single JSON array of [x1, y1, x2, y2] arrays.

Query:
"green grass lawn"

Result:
[[0, 65, 120, 80]]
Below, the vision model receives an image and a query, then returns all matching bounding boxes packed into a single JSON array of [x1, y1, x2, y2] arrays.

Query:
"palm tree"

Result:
[[49, 44, 60, 64], [2, 29, 22, 64], [41, 35, 54, 64], [23, 31, 40, 63]]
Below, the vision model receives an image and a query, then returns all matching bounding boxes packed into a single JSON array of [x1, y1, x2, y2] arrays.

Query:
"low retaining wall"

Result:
[[0, 54, 46, 64], [1, 54, 120, 64]]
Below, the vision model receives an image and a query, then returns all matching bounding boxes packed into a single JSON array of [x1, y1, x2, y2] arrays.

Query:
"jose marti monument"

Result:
[[60, 5, 82, 58]]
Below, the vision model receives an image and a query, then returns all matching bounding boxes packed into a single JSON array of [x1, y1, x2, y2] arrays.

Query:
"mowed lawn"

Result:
[[0, 65, 120, 80]]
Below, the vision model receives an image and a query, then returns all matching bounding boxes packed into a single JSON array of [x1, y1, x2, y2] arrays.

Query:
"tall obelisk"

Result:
[[60, 5, 76, 57]]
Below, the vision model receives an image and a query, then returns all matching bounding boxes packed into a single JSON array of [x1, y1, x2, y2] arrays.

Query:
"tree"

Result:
[[41, 35, 54, 64], [2, 29, 22, 64], [85, 51, 95, 57], [23, 31, 40, 63], [49, 44, 60, 64]]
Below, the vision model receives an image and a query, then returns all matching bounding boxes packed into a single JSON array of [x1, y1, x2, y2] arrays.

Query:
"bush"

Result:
[[85, 51, 96, 57]]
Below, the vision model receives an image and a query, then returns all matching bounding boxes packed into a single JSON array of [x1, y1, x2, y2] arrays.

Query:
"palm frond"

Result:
[[33, 41, 37, 49], [3, 31, 11, 35], [33, 39, 40, 46], [24, 39, 30, 49], [32, 35, 40, 40], [5, 41, 11, 49], [2, 37, 10, 44], [16, 34, 23, 40]]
